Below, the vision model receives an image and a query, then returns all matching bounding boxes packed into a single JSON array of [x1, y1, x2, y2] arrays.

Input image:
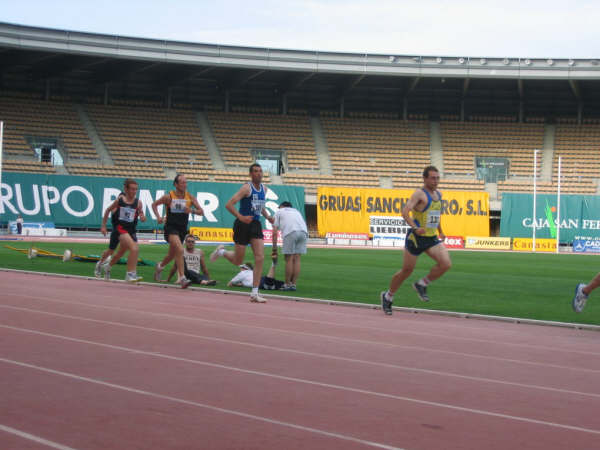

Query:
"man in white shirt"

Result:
[[228, 259, 285, 290], [167, 235, 216, 286], [271, 201, 308, 291]]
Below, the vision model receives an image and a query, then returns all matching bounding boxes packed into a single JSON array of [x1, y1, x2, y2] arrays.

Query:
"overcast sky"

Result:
[[3, 0, 599, 58]]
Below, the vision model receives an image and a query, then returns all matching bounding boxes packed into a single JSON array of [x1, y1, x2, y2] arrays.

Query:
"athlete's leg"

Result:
[[582, 272, 600, 296], [424, 243, 452, 282], [290, 254, 301, 285], [108, 245, 127, 268], [100, 248, 113, 263], [388, 250, 418, 295], [249, 238, 264, 288], [118, 233, 138, 273], [167, 234, 185, 278], [284, 254, 293, 285], [222, 244, 247, 266]]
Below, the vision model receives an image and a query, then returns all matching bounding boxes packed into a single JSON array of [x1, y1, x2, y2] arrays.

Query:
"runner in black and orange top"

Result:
[[100, 178, 146, 282], [152, 174, 204, 288]]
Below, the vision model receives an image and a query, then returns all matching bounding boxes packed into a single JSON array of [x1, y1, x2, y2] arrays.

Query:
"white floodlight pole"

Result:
[[556, 156, 562, 253], [532, 149, 538, 252]]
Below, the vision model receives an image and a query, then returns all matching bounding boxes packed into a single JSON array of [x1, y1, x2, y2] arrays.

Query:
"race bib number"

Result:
[[171, 199, 187, 213], [119, 206, 136, 223], [426, 210, 440, 228], [251, 194, 265, 214]]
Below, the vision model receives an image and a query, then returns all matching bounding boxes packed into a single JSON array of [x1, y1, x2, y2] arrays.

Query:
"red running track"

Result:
[[1, 271, 599, 450]]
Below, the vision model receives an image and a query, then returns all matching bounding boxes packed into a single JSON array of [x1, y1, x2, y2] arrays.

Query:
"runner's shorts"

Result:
[[233, 219, 263, 245], [164, 225, 187, 244], [404, 230, 441, 256], [109, 227, 138, 249]]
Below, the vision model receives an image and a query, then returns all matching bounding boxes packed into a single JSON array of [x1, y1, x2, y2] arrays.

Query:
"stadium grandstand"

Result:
[[1, 22, 600, 233]]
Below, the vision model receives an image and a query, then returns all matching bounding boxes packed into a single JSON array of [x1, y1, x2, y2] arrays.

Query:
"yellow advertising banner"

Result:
[[465, 236, 511, 250], [189, 227, 233, 242], [317, 187, 489, 237], [512, 238, 557, 252]]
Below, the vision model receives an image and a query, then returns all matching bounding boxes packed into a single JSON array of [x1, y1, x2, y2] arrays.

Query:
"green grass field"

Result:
[[1, 240, 598, 326]]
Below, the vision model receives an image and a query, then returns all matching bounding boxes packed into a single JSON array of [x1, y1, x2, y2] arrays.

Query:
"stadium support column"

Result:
[[403, 97, 408, 121], [517, 79, 524, 123], [225, 90, 230, 113], [166, 87, 172, 110], [569, 80, 583, 125], [104, 83, 109, 106], [282, 93, 288, 115], [340, 96, 345, 118]]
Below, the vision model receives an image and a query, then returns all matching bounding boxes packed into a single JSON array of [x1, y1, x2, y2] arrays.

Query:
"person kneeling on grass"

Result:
[[166, 234, 217, 286], [227, 255, 284, 291]]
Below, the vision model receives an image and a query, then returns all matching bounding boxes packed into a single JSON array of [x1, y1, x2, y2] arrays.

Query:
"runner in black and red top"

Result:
[[96, 190, 125, 278], [101, 178, 146, 282], [151, 174, 204, 288]]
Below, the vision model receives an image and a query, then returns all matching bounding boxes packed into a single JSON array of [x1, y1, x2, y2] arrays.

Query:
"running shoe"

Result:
[[102, 263, 111, 281], [154, 262, 163, 282], [572, 283, 589, 313], [210, 245, 225, 262], [178, 277, 192, 289], [125, 273, 143, 283], [250, 294, 267, 303], [94, 260, 103, 278], [281, 284, 295, 291], [412, 282, 430, 302], [381, 291, 393, 315]]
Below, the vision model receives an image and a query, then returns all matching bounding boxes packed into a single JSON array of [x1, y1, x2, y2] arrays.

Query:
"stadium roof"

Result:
[[1, 22, 599, 119], [1, 22, 599, 80]]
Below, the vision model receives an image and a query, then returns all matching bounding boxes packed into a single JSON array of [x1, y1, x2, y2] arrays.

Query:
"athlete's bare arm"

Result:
[[402, 190, 427, 235], [225, 184, 252, 224], [100, 197, 121, 236], [260, 186, 274, 224], [137, 201, 147, 222], [151, 194, 171, 224], [188, 196, 204, 217]]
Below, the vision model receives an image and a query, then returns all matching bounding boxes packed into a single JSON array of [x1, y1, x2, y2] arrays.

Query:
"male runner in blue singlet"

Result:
[[211, 163, 274, 303]]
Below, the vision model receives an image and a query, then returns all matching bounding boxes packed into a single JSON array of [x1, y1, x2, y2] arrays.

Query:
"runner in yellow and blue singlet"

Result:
[[405, 188, 442, 255], [380, 166, 452, 314]]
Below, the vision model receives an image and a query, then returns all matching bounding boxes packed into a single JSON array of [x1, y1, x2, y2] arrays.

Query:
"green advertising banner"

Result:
[[500, 192, 600, 243], [1, 172, 305, 230]]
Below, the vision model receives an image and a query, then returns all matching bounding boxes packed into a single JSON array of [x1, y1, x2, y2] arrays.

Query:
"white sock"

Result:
[[251, 287, 258, 296], [217, 248, 225, 257], [385, 290, 394, 301], [418, 277, 430, 287]]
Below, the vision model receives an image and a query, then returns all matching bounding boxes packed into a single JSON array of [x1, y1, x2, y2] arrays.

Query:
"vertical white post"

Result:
[[532, 149, 538, 252], [556, 156, 562, 253], [0, 121, 3, 190]]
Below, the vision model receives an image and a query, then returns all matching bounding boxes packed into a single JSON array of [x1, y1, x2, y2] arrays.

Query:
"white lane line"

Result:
[[0, 358, 402, 450], [0, 424, 78, 450], [2, 325, 600, 436], [3, 295, 600, 374], [6, 285, 599, 357], [2, 305, 600, 399]]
